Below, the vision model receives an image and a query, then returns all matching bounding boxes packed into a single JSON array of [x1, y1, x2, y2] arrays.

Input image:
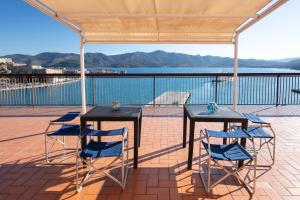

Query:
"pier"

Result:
[[149, 91, 191, 105]]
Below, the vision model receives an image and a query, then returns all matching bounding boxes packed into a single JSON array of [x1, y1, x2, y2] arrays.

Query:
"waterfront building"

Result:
[[0, 58, 13, 64]]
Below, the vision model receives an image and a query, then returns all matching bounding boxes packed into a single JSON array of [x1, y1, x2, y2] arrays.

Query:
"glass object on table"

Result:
[[112, 100, 121, 111], [207, 102, 218, 113]]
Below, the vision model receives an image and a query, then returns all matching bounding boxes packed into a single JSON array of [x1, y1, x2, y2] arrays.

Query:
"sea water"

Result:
[[1, 67, 300, 106]]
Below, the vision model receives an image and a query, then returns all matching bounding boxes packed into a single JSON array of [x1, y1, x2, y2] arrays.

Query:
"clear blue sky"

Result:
[[0, 0, 299, 60]]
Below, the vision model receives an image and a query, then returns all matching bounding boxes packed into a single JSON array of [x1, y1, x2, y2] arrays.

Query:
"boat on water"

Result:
[[291, 89, 300, 94], [88, 69, 127, 74]]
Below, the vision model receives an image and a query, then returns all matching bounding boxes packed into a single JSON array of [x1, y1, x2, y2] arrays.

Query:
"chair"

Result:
[[44, 112, 81, 164], [76, 127, 129, 191], [232, 113, 276, 167], [199, 129, 258, 194]]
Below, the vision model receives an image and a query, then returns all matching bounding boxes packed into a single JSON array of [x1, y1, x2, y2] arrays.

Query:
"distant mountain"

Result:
[[1, 51, 300, 69], [272, 57, 300, 63]]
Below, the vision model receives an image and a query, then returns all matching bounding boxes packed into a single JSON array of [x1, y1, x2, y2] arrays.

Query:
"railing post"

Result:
[[153, 76, 156, 107], [276, 75, 280, 106], [214, 76, 218, 103], [31, 76, 35, 106], [92, 77, 95, 106]]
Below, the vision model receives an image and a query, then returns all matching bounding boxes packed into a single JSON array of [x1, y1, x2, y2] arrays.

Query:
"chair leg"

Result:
[[199, 130, 209, 193], [272, 137, 276, 166], [268, 125, 276, 166], [76, 156, 94, 192], [63, 136, 66, 148], [122, 131, 129, 189], [233, 159, 257, 194], [253, 154, 257, 193], [45, 135, 76, 165], [246, 138, 275, 168], [45, 123, 52, 164], [201, 157, 257, 195], [77, 139, 129, 191], [207, 157, 212, 192], [264, 137, 275, 166], [76, 148, 80, 192], [199, 158, 209, 193], [256, 124, 276, 167], [121, 152, 126, 189]]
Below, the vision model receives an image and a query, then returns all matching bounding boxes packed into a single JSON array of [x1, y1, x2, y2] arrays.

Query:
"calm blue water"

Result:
[[1, 67, 300, 106]]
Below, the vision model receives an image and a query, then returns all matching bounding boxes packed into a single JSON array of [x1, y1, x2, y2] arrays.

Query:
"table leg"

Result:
[[80, 120, 87, 150], [97, 121, 101, 142], [238, 120, 249, 168], [134, 119, 139, 168], [223, 122, 228, 144], [187, 120, 195, 170], [80, 119, 87, 166], [183, 109, 187, 148], [138, 111, 142, 147]]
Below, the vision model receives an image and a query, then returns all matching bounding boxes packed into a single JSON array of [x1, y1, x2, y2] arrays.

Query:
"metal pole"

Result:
[[31, 76, 35, 106], [233, 34, 239, 111], [153, 76, 156, 107], [92, 77, 95, 106], [80, 35, 87, 113], [276, 75, 280, 106], [214, 76, 218, 103]]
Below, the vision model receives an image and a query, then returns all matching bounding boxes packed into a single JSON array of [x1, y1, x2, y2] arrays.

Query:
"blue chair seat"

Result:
[[48, 124, 91, 136], [247, 127, 273, 138], [80, 140, 123, 158], [231, 126, 273, 139], [52, 112, 80, 123], [205, 129, 250, 138], [83, 128, 126, 137], [202, 142, 252, 161], [243, 113, 267, 124]]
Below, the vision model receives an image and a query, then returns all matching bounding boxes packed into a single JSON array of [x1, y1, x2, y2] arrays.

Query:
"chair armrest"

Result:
[[122, 128, 128, 139], [122, 128, 128, 143]]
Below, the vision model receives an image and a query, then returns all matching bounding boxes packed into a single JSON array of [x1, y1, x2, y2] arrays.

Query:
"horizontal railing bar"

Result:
[[2, 72, 300, 77], [0, 103, 283, 106]]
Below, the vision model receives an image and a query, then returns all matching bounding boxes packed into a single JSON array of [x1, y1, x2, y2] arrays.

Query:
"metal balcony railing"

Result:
[[1, 73, 300, 106]]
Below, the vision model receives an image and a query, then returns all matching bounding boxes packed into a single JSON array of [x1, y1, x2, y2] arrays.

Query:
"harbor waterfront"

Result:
[[1, 67, 300, 106]]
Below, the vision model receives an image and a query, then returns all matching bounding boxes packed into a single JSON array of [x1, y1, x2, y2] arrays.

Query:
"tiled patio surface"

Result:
[[1, 106, 300, 200]]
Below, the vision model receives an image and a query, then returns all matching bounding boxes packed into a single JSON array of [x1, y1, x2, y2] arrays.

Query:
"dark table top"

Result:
[[184, 105, 247, 121], [81, 105, 142, 121]]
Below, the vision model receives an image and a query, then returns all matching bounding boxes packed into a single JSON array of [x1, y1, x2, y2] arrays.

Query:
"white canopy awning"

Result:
[[26, 0, 287, 44]]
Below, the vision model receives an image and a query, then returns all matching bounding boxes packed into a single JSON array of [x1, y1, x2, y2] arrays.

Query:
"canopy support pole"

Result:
[[80, 35, 86, 114], [233, 34, 239, 111]]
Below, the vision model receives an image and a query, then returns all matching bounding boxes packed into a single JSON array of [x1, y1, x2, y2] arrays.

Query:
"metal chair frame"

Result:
[[199, 129, 258, 194], [44, 112, 80, 165], [76, 128, 129, 192], [232, 113, 276, 167], [45, 122, 80, 165]]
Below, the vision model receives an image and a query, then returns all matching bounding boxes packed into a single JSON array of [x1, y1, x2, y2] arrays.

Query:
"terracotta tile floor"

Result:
[[0, 106, 300, 200]]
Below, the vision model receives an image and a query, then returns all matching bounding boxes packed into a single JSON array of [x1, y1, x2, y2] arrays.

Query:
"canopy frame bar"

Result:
[[84, 31, 234, 34], [61, 13, 256, 18], [26, 0, 81, 33], [85, 41, 234, 44], [236, 0, 288, 35]]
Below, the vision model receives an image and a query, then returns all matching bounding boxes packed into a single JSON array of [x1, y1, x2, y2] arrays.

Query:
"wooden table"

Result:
[[183, 105, 248, 169], [80, 105, 142, 168]]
